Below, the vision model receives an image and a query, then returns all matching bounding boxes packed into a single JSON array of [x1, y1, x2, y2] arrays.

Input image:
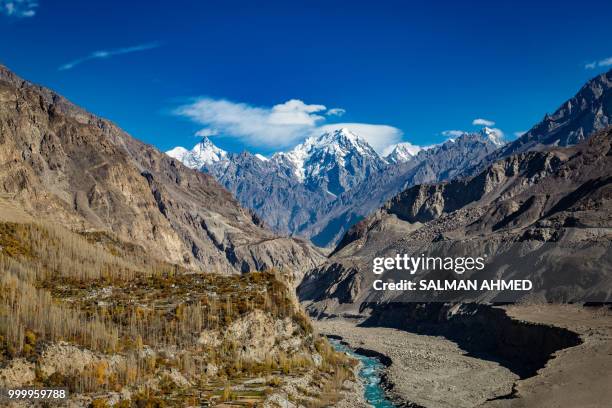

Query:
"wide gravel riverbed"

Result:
[[315, 319, 517, 408]]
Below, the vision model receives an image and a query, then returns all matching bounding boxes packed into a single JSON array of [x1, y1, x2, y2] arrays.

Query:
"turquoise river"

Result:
[[329, 339, 397, 408]]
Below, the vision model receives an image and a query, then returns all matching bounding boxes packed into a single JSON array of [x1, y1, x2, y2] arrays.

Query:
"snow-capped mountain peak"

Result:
[[294, 128, 375, 160], [479, 127, 505, 147], [272, 128, 381, 183], [384, 142, 422, 163], [166, 137, 227, 169]]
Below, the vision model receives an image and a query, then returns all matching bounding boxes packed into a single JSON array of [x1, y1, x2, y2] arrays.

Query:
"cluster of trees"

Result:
[[0, 220, 356, 406]]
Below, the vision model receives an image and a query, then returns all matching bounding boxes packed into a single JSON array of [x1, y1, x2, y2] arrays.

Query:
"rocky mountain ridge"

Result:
[[463, 68, 612, 178], [505, 69, 611, 154], [303, 129, 504, 247]]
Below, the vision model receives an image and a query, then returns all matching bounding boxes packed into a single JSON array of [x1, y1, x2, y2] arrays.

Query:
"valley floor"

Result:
[[482, 304, 612, 408], [315, 319, 518, 408], [315, 304, 612, 408]]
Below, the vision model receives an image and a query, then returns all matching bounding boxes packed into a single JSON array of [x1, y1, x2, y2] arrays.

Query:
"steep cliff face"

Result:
[[299, 129, 612, 314], [502, 69, 611, 155], [0, 64, 323, 276]]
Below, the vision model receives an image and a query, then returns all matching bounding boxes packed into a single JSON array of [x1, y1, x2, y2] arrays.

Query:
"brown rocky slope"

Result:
[[0, 64, 323, 276]]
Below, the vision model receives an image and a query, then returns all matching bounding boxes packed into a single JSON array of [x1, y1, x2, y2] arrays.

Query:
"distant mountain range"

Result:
[[168, 127, 504, 247]]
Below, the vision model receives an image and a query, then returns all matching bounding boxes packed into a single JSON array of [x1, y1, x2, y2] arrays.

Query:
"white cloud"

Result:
[[597, 57, 612, 67], [195, 128, 218, 137], [58, 42, 162, 71], [0, 0, 37, 17], [326, 108, 346, 117], [441, 130, 466, 138], [317, 123, 403, 153], [268, 99, 326, 126], [175, 98, 327, 149], [175, 97, 402, 152], [585, 57, 612, 69], [472, 118, 495, 127]]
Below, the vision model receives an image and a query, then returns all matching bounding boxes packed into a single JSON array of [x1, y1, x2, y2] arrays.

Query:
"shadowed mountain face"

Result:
[[0, 65, 323, 277], [298, 129, 612, 315], [201, 150, 327, 235]]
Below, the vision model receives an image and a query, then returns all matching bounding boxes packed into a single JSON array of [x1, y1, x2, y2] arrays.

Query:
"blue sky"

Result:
[[1, 0, 611, 155]]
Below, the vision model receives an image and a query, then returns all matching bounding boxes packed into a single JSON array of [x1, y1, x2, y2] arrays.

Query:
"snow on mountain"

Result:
[[479, 126, 505, 147], [166, 137, 227, 169], [165, 146, 189, 161], [166, 128, 385, 189], [169, 128, 409, 186], [272, 128, 382, 186], [384, 142, 422, 163], [165, 126, 508, 247]]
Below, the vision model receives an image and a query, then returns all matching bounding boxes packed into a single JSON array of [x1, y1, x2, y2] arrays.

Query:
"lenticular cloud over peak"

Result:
[[174, 97, 403, 152]]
